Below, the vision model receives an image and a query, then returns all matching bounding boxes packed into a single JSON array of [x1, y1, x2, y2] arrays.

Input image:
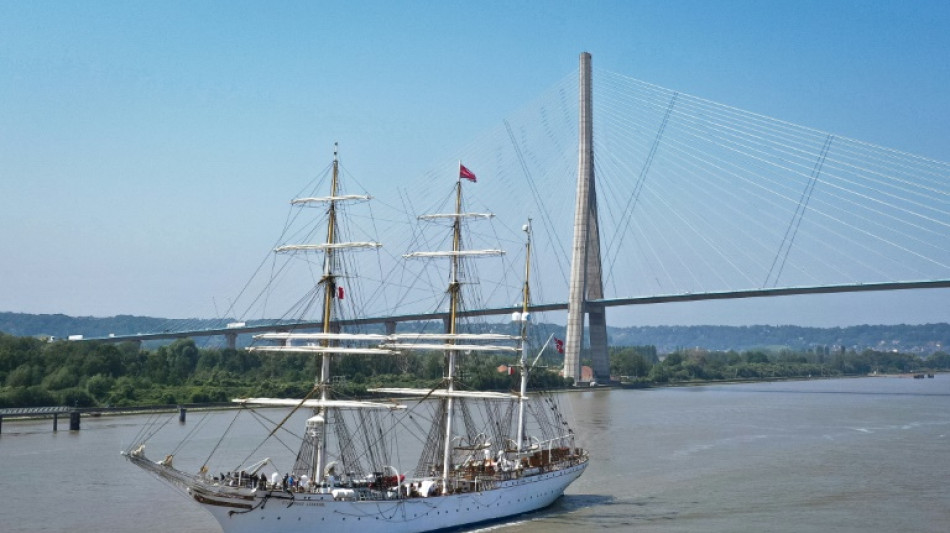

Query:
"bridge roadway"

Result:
[[81, 279, 950, 346], [0, 406, 75, 433]]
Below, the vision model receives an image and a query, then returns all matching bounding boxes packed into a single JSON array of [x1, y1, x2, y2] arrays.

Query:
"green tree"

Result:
[[744, 351, 770, 364], [648, 364, 673, 383], [108, 376, 138, 405], [926, 351, 950, 369], [43, 365, 79, 390], [86, 374, 115, 400], [6, 364, 40, 387], [59, 387, 95, 407], [610, 346, 654, 378], [5, 386, 56, 407], [158, 339, 200, 384], [663, 352, 684, 366]]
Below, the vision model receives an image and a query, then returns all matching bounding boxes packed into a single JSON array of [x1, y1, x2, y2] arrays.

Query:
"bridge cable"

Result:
[[766, 134, 834, 287]]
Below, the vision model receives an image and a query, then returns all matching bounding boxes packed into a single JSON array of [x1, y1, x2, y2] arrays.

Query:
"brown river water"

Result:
[[1, 376, 947, 532]]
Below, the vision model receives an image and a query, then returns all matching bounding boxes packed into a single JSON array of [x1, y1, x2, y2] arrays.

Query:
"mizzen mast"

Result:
[[515, 220, 533, 453]]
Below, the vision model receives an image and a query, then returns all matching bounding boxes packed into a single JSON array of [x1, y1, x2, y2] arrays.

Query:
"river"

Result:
[[1, 376, 947, 532]]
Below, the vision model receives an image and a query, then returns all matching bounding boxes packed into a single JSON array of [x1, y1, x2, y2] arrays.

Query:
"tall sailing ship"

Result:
[[123, 150, 588, 533]]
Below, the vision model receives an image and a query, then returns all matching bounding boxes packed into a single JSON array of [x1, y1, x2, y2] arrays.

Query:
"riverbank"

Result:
[[2, 371, 944, 428]]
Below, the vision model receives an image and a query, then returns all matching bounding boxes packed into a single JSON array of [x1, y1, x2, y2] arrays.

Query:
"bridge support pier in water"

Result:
[[564, 52, 610, 384]]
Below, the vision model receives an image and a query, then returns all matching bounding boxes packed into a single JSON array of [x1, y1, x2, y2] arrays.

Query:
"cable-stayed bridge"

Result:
[[83, 54, 950, 385]]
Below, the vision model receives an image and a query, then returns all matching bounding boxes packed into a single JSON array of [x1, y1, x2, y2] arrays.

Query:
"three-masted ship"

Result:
[[123, 151, 588, 533]]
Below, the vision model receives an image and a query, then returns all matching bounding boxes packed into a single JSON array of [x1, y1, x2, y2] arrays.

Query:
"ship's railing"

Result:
[[445, 445, 587, 493], [123, 449, 202, 495]]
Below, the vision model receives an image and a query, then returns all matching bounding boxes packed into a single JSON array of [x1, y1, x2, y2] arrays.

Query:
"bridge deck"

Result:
[[76, 279, 950, 344], [0, 406, 72, 417]]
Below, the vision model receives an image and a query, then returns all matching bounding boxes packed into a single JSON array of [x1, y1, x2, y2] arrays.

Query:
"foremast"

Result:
[[314, 147, 341, 487], [246, 144, 393, 486]]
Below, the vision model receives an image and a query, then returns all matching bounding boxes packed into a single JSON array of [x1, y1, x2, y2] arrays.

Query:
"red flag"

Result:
[[459, 163, 477, 182], [337, 286, 344, 300], [554, 338, 564, 354], [508, 365, 516, 376]]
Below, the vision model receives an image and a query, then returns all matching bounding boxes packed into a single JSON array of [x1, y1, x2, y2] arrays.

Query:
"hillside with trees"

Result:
[[2, 312, 948, 354], [608, 323, 950, 355]]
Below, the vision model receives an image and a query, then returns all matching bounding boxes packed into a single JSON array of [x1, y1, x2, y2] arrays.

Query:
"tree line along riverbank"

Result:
[[1, 333, 948, 409]]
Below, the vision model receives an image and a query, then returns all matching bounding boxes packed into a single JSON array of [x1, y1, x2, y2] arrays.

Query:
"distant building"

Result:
[[560, 365, 595, 384]]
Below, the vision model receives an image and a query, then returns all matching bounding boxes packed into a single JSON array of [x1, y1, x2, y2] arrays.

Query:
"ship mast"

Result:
[[376, 164, 509, 494], [515, 220, 532, 453], [313, 145, 341, 485], [440, 176, 465, 493], [262, 144, 386, 485]]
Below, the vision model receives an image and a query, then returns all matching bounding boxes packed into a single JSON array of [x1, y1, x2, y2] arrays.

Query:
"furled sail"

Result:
[[232, 398, 405, 410]]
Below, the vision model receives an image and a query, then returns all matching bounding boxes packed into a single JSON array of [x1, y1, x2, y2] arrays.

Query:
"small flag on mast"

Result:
[[337, 286, 345, 300], [554, 338, 565, 354], [459, 163, 477, 182]]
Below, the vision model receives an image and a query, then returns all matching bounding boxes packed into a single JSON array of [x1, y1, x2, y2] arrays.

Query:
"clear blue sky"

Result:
[[2, 1, 948, 326]]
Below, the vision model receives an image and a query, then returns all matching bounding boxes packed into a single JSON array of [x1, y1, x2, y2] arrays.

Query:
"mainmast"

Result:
[[379, 163, 510, 495], [440, 177, 464, 492]]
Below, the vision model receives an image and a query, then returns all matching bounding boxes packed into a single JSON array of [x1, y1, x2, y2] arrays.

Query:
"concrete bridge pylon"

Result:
[[564, 52, 610, 385]]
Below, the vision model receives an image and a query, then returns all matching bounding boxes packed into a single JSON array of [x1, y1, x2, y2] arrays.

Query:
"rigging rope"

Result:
[[201, 407, 242, 471]]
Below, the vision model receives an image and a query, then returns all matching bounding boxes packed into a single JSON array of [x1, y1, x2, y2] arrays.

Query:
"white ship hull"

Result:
[[197, 462, 587, 533]]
